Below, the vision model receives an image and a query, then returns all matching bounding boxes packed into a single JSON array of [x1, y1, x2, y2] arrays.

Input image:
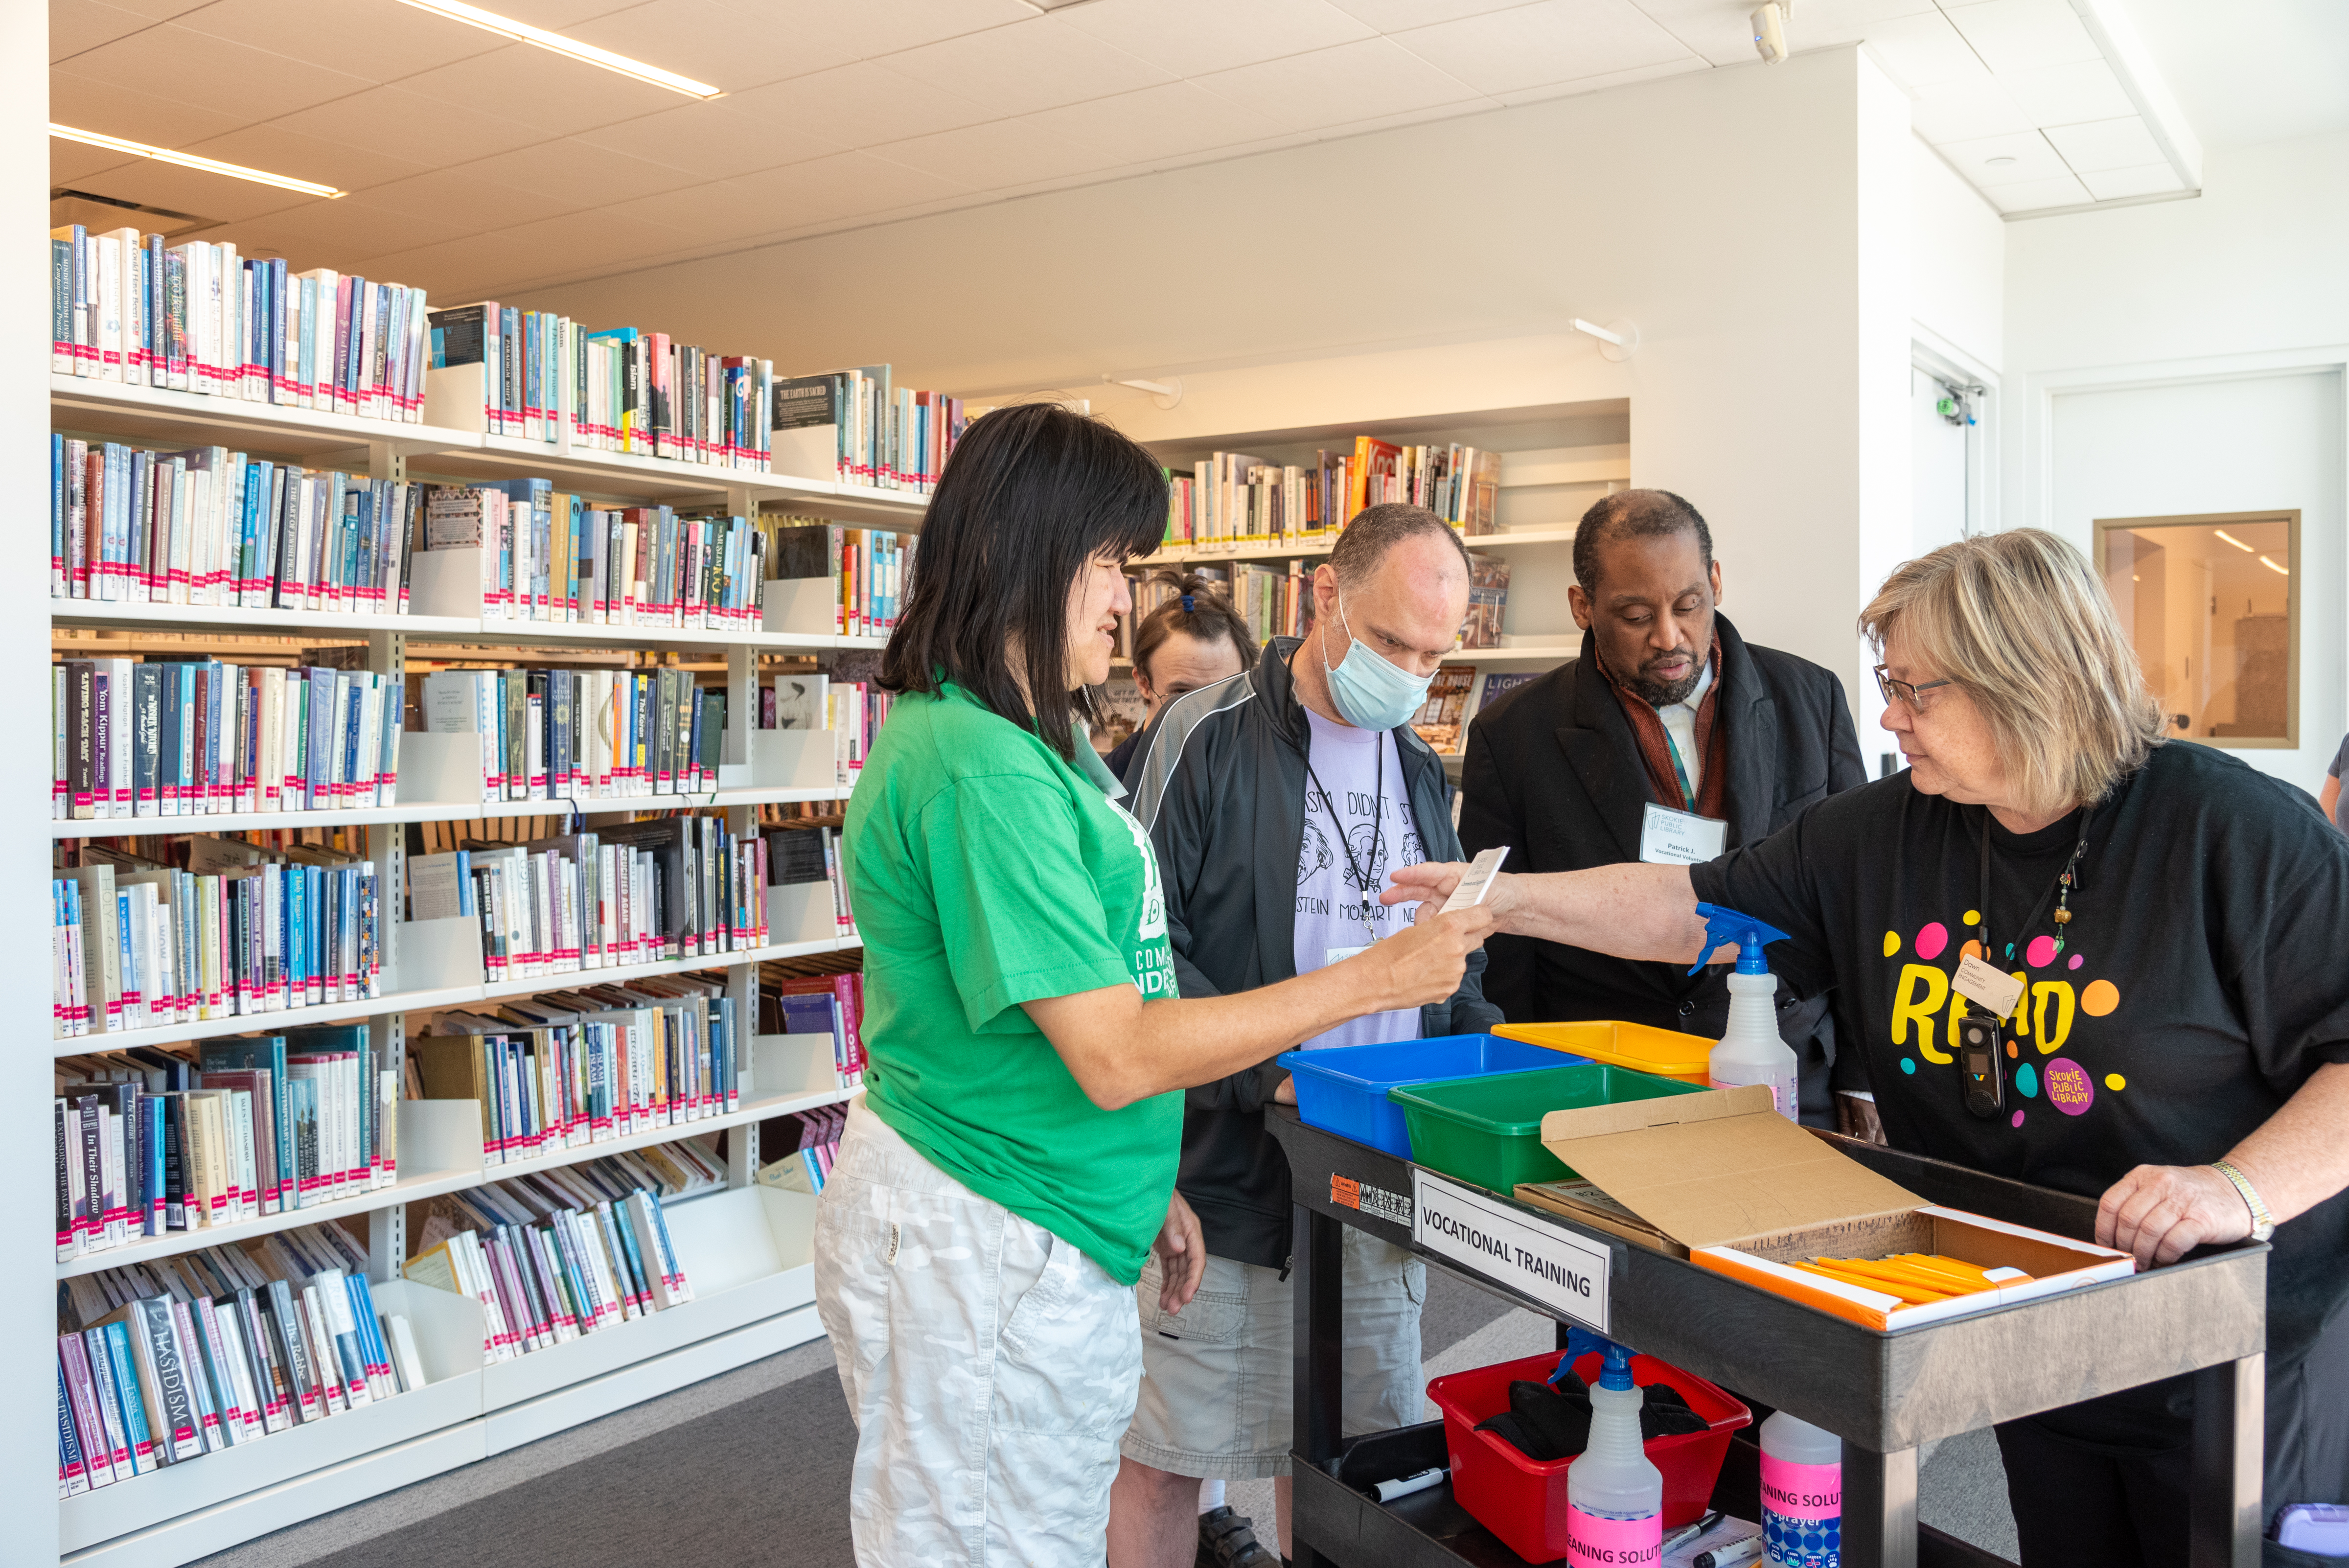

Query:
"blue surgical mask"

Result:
[[1321, 595, 1434, 732]]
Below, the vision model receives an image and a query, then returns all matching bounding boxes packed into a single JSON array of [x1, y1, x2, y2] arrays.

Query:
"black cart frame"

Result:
[[1270, 1109, 2269, 1568]]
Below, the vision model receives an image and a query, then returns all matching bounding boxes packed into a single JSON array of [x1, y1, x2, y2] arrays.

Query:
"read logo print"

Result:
[[1880, 917, 2123, 1131]]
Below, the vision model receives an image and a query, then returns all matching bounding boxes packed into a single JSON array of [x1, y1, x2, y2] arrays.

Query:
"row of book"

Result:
[[57, 1222, 417, 1495], [405, 1167, 695, 1362], [1158, 438, 1502, 549], [408, 816, 778, 976], [422, 484, 772, 629], [419, 667, 722, 803], [762, 520, 912, 637], [764, 967, 868, 1088], [768, 822, 855, 942], [55, 1029, 393, 1259], [53, 854, 382, 1039], [51, 438, 416, 611], [425, 304, 776, 474], [756, 1104, 847, 1194], [1411, 667, 1541, 753], [51, 226, 431, 424], [776, 366, 966, 494], [52, 658, 402, 821]]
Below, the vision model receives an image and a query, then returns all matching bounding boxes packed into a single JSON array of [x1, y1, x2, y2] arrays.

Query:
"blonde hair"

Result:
[[1861, 529, 2166, 819]]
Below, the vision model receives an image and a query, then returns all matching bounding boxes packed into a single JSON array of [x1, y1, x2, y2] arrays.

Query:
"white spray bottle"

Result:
[[1564, 1328, 1662, 1562], [1691, 902, 1799, 1122], [1759, 1409, 1842, 1568]]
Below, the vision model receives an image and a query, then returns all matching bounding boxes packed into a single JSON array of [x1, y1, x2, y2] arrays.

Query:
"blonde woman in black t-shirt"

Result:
[[1392, 528, 2349, 1567]]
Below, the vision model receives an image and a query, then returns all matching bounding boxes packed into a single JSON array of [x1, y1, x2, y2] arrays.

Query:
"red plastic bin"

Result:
[[1427, 1350, 1751, 1562]]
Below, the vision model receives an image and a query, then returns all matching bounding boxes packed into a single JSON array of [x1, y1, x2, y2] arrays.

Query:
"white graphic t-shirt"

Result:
[[1293, 705, 1426, 1051]]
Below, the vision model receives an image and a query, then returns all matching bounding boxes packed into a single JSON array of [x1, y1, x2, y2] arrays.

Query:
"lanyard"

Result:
[[1659, 720, 1698, 811], [1306, 736, 1386, 923], [1974, 806, 2093, 971]]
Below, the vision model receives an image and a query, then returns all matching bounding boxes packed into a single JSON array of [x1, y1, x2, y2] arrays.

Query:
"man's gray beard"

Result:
[[1632, 663, 1703, 707]]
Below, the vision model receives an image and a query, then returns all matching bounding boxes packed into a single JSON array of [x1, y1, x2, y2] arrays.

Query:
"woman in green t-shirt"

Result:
[[813, 402, 1494, 1567]]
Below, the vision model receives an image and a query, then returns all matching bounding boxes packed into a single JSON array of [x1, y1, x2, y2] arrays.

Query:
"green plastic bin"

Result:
[[1388, 1063, 1708, 1191]]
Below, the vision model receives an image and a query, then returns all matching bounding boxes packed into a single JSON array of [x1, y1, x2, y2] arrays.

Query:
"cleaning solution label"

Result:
[[1709, 1068, 1797, 1120], [1761, 1454, 1842, 1567], [1565, 1505, 1660, 1564]]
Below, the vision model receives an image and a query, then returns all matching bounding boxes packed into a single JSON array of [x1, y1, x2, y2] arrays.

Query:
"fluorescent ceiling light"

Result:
[[49, 125, 343, 198], [2212, 529, 2254, 552], [2260, 555, 2288, 576], [394, 0, 722, 97]]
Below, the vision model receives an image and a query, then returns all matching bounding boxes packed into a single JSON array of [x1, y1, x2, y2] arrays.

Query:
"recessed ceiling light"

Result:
[[2260, 555, 2288, 576], [49, 124, 344, 198], [1985, 156, 2018, 166], [394, 0, 722, 97], [2213, 528, 2255, 552]]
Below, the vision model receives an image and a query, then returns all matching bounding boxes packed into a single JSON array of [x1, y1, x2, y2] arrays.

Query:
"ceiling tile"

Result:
[[699, 0, 1038, 62], [270, 87, 555, 167], [2078, 161, 2188, 201], [1855, 11, 1991, 91], [1906, 73, 2037, 142], [724, 150, 973, 229], [64, 24, 381, 120], [1394, 0, 1694, 97], [1490, 53, 1706, 104], [49, 71, 253, 151], [570, 101, 849, 181], [866, 117, 1126, 191], [443, 0, 656, 26], [331, 231, 527, 302], [1053, 0, 1376, 78], [1984, 171, 2094, 212], [68, 160, 320, 225], [559, 0, 862, 94], [720, 61, 1001, 143], [596, 181, 796, 241], [48, 141, 141, 185], [467, 208, 686, 275], [1020, 80, 1292, 167], [177, 123, 437, 195], [1633, 0, 1938, 69], [1937, 128, 2071, 186], [51, 0, 161, 64], [1322, 0, 1533, 27], [86, 0, 219, 19], [356, 166, 585, 231], [1196, 37, 1485, 132], [212, 196, 484, 267], [394, 42, 688, 138], [461, 139, 699, 208], [169, 0, 505, 81], [1997, 58, 2136, 127], [2041, 115, 2164, 173], [1942, 0, 2103, 75], [876, 16, 1176, 119]]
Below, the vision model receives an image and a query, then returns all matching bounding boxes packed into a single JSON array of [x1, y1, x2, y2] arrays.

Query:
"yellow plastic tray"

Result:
[[1492, 1020, 1715, 1084]]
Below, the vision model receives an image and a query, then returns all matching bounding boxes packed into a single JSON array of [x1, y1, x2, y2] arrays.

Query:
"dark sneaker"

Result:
[[1197, 1505, 1279, 1568]]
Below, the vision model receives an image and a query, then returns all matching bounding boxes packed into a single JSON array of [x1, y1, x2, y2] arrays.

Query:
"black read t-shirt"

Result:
[[1691, 740, 2349, 1411]]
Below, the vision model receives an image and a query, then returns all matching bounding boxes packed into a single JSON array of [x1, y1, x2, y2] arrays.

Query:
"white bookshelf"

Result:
[[42, 356, 898, 1567]]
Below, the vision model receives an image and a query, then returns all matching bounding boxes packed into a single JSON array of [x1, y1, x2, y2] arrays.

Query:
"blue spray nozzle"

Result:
[[1559, 1327, 1637, 1392], [1689, 902, 1792, 977]]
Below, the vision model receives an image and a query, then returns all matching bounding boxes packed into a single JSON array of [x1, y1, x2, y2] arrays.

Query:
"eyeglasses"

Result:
[[1874, 664, 1955, 712]]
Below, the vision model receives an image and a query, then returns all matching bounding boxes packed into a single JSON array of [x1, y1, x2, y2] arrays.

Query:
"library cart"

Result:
[[1268, 1107, 2271, 1568]]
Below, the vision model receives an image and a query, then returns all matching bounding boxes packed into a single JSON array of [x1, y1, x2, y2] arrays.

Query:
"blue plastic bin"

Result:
[[1277, 1034, 1583, 1156]]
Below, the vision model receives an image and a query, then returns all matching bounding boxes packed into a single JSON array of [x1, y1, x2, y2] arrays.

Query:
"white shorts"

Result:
[[814, 1098, 1144, 1568], [1121, 1225, 1426, 1480]]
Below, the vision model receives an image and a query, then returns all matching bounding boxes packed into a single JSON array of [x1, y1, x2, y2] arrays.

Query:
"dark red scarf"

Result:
[[1596, 631, 1727, 818]]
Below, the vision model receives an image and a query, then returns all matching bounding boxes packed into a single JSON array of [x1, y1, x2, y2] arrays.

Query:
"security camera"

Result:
[[1752, 1, 1788, 63]]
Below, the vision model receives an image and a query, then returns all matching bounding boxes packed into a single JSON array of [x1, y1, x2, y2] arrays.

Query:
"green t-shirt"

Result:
[[843, 681, 1182, 1284]]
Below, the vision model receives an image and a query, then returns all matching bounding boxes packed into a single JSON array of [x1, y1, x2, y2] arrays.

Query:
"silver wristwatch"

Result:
[[2210, 1159, 2276, 1243]]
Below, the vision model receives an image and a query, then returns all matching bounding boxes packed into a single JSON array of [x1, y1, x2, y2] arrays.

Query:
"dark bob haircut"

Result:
[[879, 401, 1167, 760]]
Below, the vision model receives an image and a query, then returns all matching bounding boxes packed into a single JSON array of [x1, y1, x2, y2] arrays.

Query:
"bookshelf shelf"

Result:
[[49, 598, 874, 654], [1441, 642, 1579, 664], [49, 784, 850, 840], [1134, 524, 1580, 571]]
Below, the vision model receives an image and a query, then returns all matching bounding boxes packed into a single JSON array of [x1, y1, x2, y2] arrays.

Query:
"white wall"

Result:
[[1909, 138, 2005, 377], [2004, 129, 2349, 794], [532, 48, 1916, 705]]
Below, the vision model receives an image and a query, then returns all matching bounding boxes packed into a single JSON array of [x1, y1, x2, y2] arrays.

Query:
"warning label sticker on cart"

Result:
[[1330, 1174, 1413, 1226], [1411, 1170, 1611, 1331]]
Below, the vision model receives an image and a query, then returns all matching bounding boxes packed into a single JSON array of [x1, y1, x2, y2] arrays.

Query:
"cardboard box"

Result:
[[1517, 1085, 2136, 1331]]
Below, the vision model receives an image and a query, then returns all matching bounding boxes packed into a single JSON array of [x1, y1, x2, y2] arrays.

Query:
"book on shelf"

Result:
[[1347, 437, 1501, 533], [49, 226, 432, 423], [426, 305, 776, 473], [762, 968, 866, 1087], [54, 1029, 399, 1259], [58, 1219, 420, 1493], [1461, 550, 1512, 649], [52, 849, 383, 1040], [418, 485, 768, 630], [759, 519, 912, 637], [1121, 563, 1313, 655], [1158, 439, 1501, 551], [773, 366, 965, 494], [52, 657, 402, 821], [761, 822, 855, 943], [404, 1156, 701, 1360], [50, 437, 418, 611], [1410, 668, 1543, 756], [419, 666, 721, 804], [412, 981, 740, 1165], [755, 1104, 846, 1194]]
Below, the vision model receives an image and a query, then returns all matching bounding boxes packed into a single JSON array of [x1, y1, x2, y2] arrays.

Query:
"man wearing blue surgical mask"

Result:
[[1109, 505, 1500, 1568]]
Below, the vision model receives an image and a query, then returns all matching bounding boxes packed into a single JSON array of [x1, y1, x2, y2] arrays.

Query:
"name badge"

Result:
[[1326, 944, 1370, 967], [1638, 802, 1728, 865], [1952, 953, 2024, 1018]]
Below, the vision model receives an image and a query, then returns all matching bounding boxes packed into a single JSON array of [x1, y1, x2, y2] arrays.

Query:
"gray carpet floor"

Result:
[[191, 1269, 2018, 1568]]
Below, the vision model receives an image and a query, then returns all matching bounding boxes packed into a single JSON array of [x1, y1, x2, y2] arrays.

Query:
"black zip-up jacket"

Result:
[[1123, 637, 1501, 1268]]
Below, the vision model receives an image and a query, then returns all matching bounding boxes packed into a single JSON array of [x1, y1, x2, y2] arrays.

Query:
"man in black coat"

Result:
[[1458, 489, 1866, 1122]]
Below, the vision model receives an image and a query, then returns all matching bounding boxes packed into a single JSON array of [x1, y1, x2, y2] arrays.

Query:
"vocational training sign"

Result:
[[1410, 1170, 1611, 1331]]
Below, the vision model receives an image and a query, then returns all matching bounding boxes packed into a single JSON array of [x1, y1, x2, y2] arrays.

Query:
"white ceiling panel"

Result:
[[596, 181, 799, 242], [472, 208, 686, 277], [712, 0, 1039, 63], [77, 0, 219, 21], [268, 86, 555, 166], [47, 139, 138, 185], [1903, 73, 2038, 142], [868, 116, 1127, 190], [1394, 0, 1695, 97], [69, 159, 314, 224], [1856, 10, 1994, 90], [355, 166, 586, 231], [1056, 0, 1377, 78], [1019, 80, 1292, 167], [393, 43, 687, 138], [49, 71, 249, 148], [1633, 0, 1939, 69], [1994, 57, 2137, 126], [464, 139, 705, 210], [1936, 128, 2072, 185], [2041, 115, 2165, 173], [1323, 0, 1537, 29], [62, 24, 380, 121], [560, 0, 862, 94], [719, 61, 1003, 143], [1490, 52, 1705, 104], [169, 0, 505, 80], [724, 151, 974, 230], [1195, 37, 1484, 132], [219, 196, 483, 266], [569, 101, 847, 183], [876, 17, 1175, 119], [2077, 161, 2188, 201], [443, 0, 655, 27], [1941, 0, 2104, 74], [2127, 0, 2349, 151], [50, 0, 161, 64], [1982, 170, 2094, 211], [178, 123, 438, 195]]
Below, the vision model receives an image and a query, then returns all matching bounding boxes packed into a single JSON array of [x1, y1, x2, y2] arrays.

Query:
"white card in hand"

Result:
[[1440, 847, 1509, 913]]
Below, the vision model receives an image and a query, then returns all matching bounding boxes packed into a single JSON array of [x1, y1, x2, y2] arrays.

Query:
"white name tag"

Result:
[[1638, 803, 1728, 865], [1326, 944, 1370, 966], [1952, 953, 2024, 1018], [1411, 1170, 1611, 1330]]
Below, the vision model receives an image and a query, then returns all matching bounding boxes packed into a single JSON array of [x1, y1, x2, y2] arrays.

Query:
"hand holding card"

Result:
[[1440, 846, 1509, 913]]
